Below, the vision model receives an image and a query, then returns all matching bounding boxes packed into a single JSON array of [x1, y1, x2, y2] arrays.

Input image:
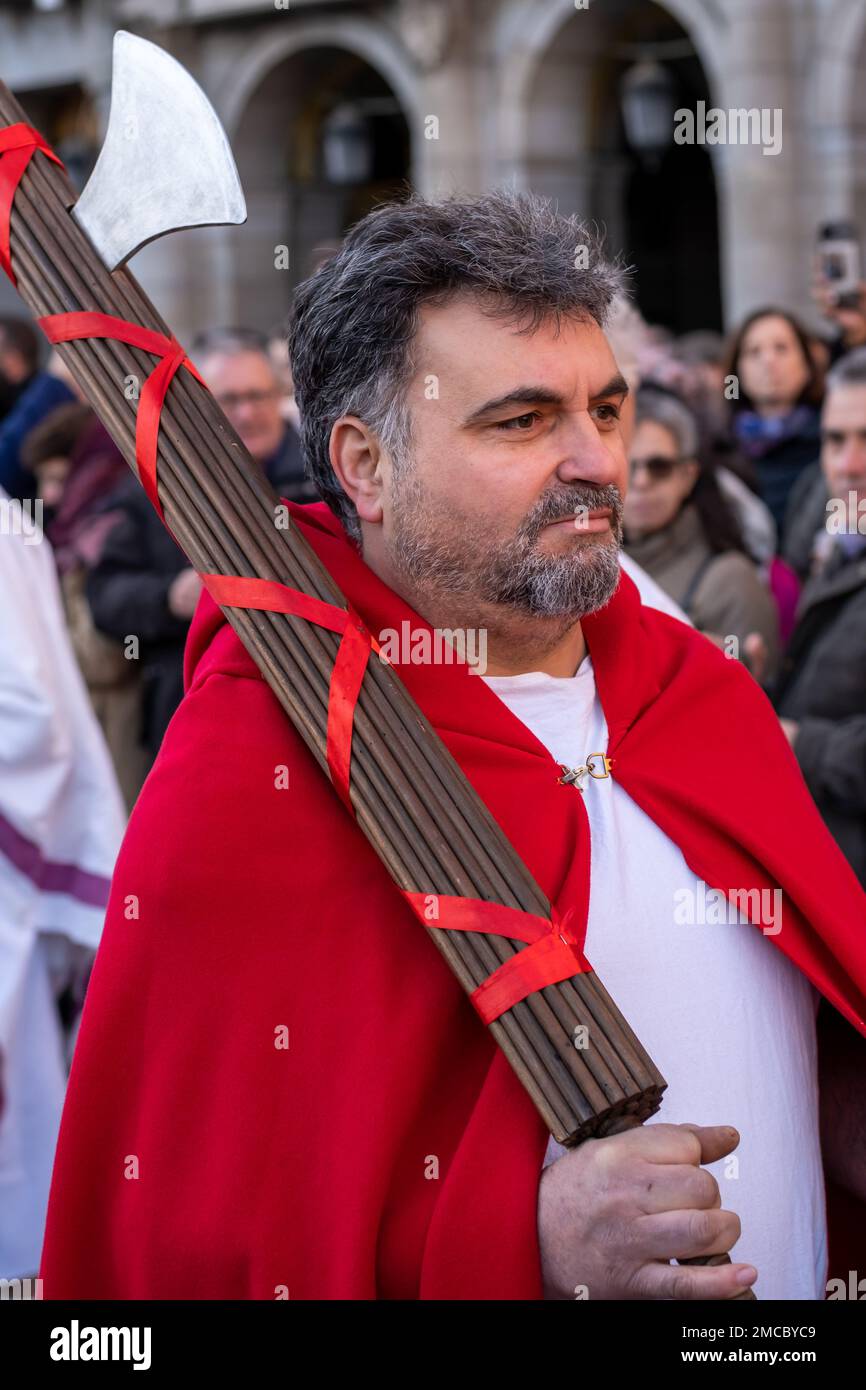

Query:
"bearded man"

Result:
[[40, 191, 866, 1301]]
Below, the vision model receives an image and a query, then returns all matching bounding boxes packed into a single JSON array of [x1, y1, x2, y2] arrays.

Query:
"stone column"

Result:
[[394, 0, 491, 196], [712, 0, 806, 326], [806, 0, 866, 296]]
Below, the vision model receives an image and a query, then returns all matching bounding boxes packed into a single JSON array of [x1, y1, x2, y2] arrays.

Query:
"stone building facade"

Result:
[[1, 0, 865, 344]]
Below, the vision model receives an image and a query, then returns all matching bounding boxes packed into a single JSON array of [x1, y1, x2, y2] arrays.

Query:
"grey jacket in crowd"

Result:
[[772, 543, 866, 887], [781, 464, 828, 580], [624, 502, 781, 677]]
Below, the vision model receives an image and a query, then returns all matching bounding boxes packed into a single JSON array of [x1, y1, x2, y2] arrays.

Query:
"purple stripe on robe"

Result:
[[0, 809, 112, 908]]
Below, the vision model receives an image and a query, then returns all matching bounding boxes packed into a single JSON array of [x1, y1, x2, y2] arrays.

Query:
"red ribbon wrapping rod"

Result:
[[202, 574, 592, 1020], [0, 127, 205, 523], [0, 124, 65, 285], [199, 572, 379, 819], [0, 122, 593, 1025], [401, 894, 590, 1024], [38, 312, 206, 525]]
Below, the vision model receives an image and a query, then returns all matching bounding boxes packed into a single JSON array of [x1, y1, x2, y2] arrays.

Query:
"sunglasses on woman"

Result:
[[629, 454, 685, 482]]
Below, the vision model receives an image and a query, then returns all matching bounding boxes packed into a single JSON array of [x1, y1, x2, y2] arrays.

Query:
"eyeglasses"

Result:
[[214, 389, 279, 410], [629, 455, 686, 482]]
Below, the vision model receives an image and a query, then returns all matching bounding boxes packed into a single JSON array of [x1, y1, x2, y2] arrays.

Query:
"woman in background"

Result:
[[725, 307, 824, 540], [623, 387, 780, 678]]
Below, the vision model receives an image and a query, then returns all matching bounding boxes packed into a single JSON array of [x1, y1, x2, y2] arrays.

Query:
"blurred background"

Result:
[[1, 0, 864, 339]]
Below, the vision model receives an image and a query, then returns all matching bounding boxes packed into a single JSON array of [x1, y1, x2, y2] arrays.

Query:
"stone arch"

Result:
[[213, 16, 424, 164], [494, 0, 724, 331], [493, 0, 726, 183], [191, 18, 418, 333]]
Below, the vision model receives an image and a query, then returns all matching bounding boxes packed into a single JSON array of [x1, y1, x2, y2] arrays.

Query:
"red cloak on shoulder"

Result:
[[39, 501, 866, 1299]]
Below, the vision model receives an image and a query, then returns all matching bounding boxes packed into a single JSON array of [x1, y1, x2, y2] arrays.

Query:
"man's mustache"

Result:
[[522, 484, 624, 541]]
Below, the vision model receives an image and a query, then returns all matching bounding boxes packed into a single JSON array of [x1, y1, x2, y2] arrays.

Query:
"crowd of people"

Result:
[[1, 248, 865, 1279], [2, 320, 316, 807], [612, 292, 866, 888]]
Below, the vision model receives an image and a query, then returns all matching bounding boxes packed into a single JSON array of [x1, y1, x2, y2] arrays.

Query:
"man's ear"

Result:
[[330, 415, 384, 525]]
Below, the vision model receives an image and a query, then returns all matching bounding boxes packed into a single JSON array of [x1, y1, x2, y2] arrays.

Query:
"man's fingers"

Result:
[[612, 1121, 739, 1168], [633, 1260, 758, 1301], [631, 1206, 742, 1262], [636, 1162, 721, 1216]]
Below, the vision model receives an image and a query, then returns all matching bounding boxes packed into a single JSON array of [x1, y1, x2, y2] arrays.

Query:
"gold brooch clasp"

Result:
[[557, 753, 613, 791], [585, 752, 613, 780]]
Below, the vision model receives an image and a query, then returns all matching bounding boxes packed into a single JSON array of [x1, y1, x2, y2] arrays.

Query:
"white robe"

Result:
[[0, 491, 125, 1276]]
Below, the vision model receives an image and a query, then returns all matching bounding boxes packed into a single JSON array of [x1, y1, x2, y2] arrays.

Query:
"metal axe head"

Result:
[[72, 30, 246, 271]]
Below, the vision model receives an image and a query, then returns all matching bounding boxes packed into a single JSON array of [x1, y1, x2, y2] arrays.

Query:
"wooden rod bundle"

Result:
[[0, 82, 672, 1147], [0, 83, 760, 1299], [3, 89, 667, 1140]]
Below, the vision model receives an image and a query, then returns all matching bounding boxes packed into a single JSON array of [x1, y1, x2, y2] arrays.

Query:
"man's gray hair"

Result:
[[635, 386, 699, 461], [189, 326, 272, 374], [288, 189, 626, 541], [826, 344, 866, 393]]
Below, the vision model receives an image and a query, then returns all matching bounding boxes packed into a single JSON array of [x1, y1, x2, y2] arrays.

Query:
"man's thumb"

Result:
[[679, 1122, 740, 1165]]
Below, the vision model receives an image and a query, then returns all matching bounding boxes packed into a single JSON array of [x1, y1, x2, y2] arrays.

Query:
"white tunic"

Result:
[[482, 655, 827, 1301], [0, 493, 125, 1276]]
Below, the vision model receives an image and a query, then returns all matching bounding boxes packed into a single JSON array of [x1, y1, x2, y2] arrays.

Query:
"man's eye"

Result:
[[495, 411, 542, 431], [593, 402, 621, 424]]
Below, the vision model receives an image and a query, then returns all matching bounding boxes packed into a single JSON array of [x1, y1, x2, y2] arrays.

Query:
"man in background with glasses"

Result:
[[85, 327, 318, 764]]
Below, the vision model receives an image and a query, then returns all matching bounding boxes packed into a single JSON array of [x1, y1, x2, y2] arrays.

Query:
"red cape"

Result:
[[40, 501, 866, 1299]]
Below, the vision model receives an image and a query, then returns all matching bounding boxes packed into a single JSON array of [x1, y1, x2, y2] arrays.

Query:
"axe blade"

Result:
[[72, 30, 247, 271]]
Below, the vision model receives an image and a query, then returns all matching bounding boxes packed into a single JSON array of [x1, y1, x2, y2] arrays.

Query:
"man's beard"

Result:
[[386, 465, 624, 620]]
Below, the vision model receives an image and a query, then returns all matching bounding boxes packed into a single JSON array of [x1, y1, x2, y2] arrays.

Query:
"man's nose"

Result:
[[229, 402, 257, 428], [555, 418, 619, 485]]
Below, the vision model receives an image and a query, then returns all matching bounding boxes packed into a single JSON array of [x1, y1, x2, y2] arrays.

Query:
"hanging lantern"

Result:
[[321, 102, 374, 186], [620, 58, 676, 161]]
